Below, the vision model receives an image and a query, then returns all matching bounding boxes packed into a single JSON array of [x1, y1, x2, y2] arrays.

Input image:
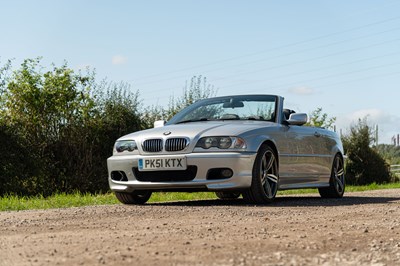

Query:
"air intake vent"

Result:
[[165, 138, 189, 152], [142, 139, 163, 152]]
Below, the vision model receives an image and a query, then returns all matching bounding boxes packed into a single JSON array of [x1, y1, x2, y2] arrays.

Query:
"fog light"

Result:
[[111, 171, 128, 181], [221, 169, 233, 178], [207, 168, 234, 180]]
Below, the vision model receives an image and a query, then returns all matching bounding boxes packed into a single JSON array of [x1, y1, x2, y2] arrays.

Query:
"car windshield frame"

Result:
[[167, 95, 278, 125]]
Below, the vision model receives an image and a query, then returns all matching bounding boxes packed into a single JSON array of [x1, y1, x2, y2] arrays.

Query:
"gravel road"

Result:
[[1, 189, 399, 266]]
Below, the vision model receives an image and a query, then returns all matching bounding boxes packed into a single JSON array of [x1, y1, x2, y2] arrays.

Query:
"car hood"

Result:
[[119, 120, 276, 141]]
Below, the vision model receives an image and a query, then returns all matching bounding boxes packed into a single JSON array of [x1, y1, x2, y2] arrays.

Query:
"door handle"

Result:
[[314, 132, 321, 137]]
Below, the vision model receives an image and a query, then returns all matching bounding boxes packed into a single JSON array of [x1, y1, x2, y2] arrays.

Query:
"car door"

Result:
[[312, 127, 336, 182], [278, 124, 327, 187]]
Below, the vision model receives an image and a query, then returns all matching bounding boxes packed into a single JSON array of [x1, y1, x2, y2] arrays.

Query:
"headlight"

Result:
[[195, 137, 246, 149], [218, 137, 232, 149], [115, 140, 137, 153]]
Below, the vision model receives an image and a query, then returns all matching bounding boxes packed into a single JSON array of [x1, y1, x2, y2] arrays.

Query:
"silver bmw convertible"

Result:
[[107, 94, 345, 204]]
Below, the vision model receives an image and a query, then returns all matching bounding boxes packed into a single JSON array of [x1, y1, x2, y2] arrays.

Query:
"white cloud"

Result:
[[112, 55, 128, 65], [288, 86, 315, 95], [335, 108, 400, 144], [349, 109, 386, 122]]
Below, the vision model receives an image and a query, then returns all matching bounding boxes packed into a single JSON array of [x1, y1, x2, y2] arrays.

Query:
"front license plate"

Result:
[[138, 156, 187, 171]]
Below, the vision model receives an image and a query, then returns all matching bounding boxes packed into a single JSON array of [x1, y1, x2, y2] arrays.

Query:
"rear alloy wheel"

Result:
[[215, 191, 241, 200], [115, 191, 152, 204], [319, 154, 345, 198], [243, 144, 279, 204]]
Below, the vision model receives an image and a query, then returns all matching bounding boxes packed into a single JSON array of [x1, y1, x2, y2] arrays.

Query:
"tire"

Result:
[[115, 191, 152, 204], [243, 144, 279, 204], [215, 191, 241, 200], [319, 154, 345, 198]]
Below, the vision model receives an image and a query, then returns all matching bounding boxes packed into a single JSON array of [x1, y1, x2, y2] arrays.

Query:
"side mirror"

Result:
[[287, 113, 308, 126], [154, 120, 166, 128]]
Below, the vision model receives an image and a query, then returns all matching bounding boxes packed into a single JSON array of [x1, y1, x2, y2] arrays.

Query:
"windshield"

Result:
[[167, 95, 277, 125]]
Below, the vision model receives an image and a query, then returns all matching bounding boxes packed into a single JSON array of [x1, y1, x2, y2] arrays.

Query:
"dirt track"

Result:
[[0, 189, 400, 266]]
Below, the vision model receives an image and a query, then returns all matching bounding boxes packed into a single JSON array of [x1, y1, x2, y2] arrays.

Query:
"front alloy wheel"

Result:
[[243, 144, 279, 204]]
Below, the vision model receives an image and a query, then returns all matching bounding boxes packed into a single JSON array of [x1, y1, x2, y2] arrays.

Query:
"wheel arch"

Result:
[[259, 140, 280, 171], [242, 139, 280, 204], [330, 144, 345, 168], [333, 151, 345, 174], [336, 151, 345, 161]]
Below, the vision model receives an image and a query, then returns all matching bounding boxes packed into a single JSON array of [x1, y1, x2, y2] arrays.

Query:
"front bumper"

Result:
[[107, 152, 257, 192]]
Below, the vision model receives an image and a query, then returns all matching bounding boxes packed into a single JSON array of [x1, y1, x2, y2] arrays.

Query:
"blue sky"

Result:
[[1, 0, 400, 143]]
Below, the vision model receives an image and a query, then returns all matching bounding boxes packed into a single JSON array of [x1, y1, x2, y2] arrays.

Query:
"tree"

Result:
[[141, 75, 217, 128], [306, 107, 336, 129], [0, 58, 99, 194], [0, 59, 11, 92], [93, 80, 143, 164], [168, 75, 217, 118], [342, 118, 392, 185], [0, 59, 143, 195]]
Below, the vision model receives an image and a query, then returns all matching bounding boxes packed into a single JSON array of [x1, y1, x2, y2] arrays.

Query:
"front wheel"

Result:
[[243, 144, 279, 204], [319, 154, 345, 198], [115, 191, 152, 204]]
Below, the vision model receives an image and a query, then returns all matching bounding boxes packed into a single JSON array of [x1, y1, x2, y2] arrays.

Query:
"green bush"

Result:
[[0, 124, 40, 195], [0, 59, 142, 196], [342, 119, 392, 185]]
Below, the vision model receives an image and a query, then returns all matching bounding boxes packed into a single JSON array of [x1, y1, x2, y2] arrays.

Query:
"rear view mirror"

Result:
[[223, 99, 244, 108]]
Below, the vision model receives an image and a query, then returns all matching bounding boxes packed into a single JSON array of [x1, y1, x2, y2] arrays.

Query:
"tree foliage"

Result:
[[141, 75, 216, 128], [306, 107, 336, 129], [342, 118, 392, 185], [0, 59, 12, 92], [168, 75, 217, 118], [0, 59, 142, 196]]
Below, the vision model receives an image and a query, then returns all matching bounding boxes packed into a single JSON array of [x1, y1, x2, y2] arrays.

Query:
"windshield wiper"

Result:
[[175, 118, 209, 124]]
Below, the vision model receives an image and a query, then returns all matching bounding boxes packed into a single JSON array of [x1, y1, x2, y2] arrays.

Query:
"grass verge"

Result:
[[1, 183, 399, 212]]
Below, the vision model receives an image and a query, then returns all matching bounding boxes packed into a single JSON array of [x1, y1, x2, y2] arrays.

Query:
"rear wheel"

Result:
[[243, 144, 279, 204], [115, 191, 152, 204], [215, 191, 241, 200], [319, 154, 345, 198]]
